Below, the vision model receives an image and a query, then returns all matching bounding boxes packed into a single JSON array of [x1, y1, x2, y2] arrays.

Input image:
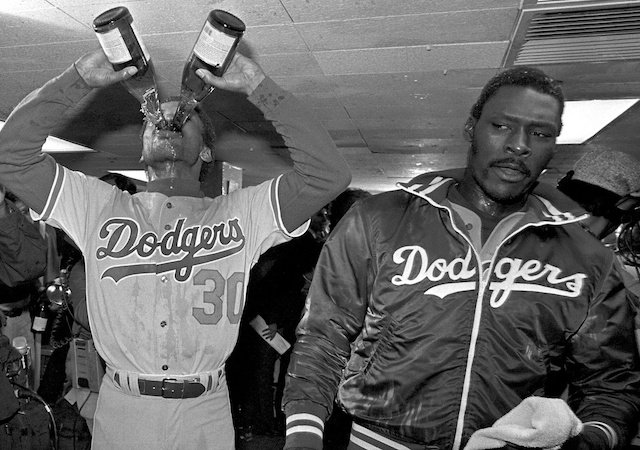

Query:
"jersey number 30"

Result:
[[192, 269, 244, 325]]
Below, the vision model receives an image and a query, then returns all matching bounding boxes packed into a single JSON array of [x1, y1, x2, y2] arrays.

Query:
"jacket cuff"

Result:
[[284, 402, 328, 450], [562, 422, 616, 450]]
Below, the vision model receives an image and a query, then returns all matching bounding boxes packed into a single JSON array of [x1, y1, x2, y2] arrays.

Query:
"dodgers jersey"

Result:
[[38, 164, 305, 378]]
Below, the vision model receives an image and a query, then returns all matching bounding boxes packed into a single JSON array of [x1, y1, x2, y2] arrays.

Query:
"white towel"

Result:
[[463, 397, 583, 450]]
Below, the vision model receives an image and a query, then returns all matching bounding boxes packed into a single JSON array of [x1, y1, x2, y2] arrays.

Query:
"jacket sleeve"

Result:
[[565, 253, 640, 449], [282, 202, 371, 449], [247, 77, 351, 235], [0, 200, 47, 286]]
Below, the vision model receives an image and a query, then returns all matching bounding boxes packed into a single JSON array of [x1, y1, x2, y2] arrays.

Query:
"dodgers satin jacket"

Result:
[[283, 169, 640, 449]]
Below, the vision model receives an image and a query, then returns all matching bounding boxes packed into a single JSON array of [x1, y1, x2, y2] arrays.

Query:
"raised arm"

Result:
[[198, 53, 352, 233], [0, 49, 136, 214]]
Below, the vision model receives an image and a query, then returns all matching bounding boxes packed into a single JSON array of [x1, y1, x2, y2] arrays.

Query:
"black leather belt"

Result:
[[114, 374, 206, 399], [139, 378, 206, 398]]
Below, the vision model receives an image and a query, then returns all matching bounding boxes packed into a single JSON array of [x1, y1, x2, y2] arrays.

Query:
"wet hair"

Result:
[[470, 66, 565, 132]]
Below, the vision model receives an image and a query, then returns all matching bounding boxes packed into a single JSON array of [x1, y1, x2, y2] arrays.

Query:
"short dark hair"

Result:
[[470, 66, 565, 131]]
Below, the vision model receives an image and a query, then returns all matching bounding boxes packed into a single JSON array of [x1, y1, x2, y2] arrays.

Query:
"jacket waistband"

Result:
[[348, 423, 438, 450]]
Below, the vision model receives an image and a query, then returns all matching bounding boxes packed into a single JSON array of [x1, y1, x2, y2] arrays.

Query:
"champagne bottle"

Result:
[[32, 301, 49, 333], [93, 7, 167, 128], [171, 10, 245, 131]]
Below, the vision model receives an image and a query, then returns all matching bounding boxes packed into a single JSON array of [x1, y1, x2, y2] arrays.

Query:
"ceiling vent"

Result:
[[503, 0, 640, 66]]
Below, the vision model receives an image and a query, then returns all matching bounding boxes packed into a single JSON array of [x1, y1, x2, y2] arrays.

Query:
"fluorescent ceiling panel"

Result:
[[558, 99, 639, 144], [108, 170, 148, 183], [0, 121, 96, 153]]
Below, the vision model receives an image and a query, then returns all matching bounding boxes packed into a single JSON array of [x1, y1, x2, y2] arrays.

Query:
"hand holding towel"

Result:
[[463, 397, 583, 450]]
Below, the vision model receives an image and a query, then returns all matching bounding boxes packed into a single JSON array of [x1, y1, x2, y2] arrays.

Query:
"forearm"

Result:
[[248, 77, 351, 233], [0, 64, 91, 213]]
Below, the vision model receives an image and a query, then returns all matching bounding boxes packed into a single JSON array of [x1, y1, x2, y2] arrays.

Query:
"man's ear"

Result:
[[463, 117, 476, 142], [199, 146, 213, 163]]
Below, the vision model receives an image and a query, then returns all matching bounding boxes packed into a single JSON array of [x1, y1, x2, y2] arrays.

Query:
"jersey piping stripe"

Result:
[[271, 175, 286, 233], [39, 163, 64, 221]]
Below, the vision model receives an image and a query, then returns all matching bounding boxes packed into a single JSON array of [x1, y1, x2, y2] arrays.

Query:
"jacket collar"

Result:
[[397, 168, 589, 225]]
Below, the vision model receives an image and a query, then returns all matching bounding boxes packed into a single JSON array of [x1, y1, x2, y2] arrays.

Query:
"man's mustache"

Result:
[[490, 158, 531, 177]]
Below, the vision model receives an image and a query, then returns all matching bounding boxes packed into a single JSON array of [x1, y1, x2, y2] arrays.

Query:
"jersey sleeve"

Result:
[[33, 167, 119, 256], [0, 65, 93, 215], [224, 175, 309, 269], [247, 77, 351, 234]]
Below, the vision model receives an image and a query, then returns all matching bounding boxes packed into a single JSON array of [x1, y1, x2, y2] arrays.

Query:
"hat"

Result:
[[572, 149, 640, 197]]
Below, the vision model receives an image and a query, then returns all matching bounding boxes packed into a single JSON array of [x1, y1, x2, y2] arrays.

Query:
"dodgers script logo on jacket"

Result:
[[391, 246, 586, 307], [96, 217, 246, 283]]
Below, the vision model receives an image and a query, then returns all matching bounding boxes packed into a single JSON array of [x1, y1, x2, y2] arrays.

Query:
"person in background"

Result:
[[0, 183, 48, 423], [0, 45, 350, 450], [557, 148, 640, 294], [0, 186, 49, 386], [557, 148, 640, 450], [0, 184, 47, 287], [283, 66, 640, 450]]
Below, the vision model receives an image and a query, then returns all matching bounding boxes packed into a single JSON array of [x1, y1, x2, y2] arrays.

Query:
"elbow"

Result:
[[332, 163, 352, 193], [337, 167, 352, 192]]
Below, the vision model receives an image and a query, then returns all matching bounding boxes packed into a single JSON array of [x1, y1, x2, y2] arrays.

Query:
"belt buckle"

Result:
[[161, 378, 182, 399]]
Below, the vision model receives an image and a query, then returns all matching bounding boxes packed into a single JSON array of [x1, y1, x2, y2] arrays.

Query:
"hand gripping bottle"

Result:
[[93, 6, 167, 128], [171, 10, 245, 131]]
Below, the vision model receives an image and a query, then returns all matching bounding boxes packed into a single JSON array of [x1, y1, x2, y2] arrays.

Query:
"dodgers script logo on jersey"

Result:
[[391, 246, 587, 307], [95, 217, 245, 283]]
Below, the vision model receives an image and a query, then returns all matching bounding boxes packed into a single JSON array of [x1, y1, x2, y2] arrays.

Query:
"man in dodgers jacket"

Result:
[[283, 67, 640, 450], [0, 47, 350, 449]]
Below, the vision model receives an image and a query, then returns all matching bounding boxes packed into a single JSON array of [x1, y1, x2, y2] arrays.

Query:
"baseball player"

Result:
[[0, 47, 351, 449]]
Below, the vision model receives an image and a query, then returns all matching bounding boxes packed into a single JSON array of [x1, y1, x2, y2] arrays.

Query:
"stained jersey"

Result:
[[37, 165, 305, 377]]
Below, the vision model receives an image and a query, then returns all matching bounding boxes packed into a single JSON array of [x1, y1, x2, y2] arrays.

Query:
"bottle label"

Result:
[[96, 27, 131, 64], [96, 21, 150, 64], [32, 316, 48, 332], [193, 21, 236, 67]]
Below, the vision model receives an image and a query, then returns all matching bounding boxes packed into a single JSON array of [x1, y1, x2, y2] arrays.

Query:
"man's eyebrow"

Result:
[[489, 111, 559, 128]]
